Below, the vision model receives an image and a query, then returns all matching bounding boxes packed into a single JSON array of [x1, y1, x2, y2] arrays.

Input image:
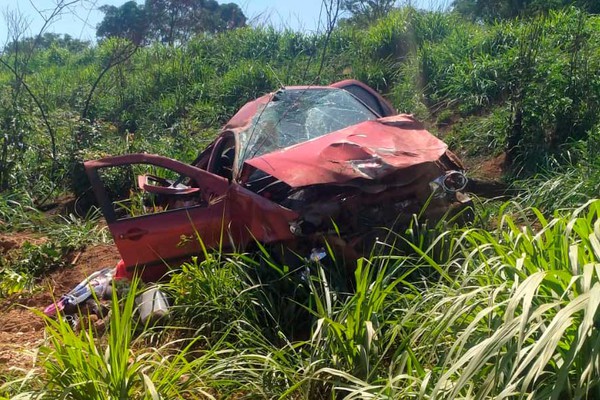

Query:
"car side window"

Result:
[[97, 164, 205, 220], [342, 84, 388, 116]]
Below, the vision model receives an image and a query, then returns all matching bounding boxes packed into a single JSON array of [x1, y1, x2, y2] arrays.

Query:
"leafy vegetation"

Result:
[[3, 5, 599, 199], [0, 192, 110, 297], [5, 200, 600, 398], [2, 0, 600, 398], [97, 0, 247, 45], [452, 0, 600, 21]]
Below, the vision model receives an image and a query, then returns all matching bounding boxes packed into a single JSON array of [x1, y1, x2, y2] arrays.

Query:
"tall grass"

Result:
[[180, 199, 600, 398], [3, 5, 600, 398], [3, 280, 229, 399], [410, 199, 600, 398], [5, 198, 600, 398]]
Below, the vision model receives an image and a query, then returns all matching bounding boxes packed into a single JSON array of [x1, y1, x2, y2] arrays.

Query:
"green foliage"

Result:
[[0, 268, 34, 298], [214, 60, 278, 115], [415, 200, 600, 398], [144, 0, 247, 43], [25, 280, 217, 399], [97, 1, 148, 45], [342, 0, 399, 26], [407, 9, 600, 173], [168, 247, 322, 343], [0, 192, 45, 231], [41, 280, 142, 399], [98, 0, 247, 46], [8, 241, 67, 277], [159, 200, 600, 398], [452, 0, 600, 21], [168, 255, 251, 340], [0, 231, 107, 297], [516, 134, 600, 212], [308, 258, 407, 381], [445, 106, 510, 157], [2, 33, 90, 55], [0, 191, 110, 298]]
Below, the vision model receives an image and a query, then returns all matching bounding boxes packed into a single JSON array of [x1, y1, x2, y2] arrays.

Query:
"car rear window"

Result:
[[238, 88, 378, 166]]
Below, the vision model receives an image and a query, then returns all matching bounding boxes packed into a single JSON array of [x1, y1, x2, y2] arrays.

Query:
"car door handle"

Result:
[[119, 228, 148, 241]]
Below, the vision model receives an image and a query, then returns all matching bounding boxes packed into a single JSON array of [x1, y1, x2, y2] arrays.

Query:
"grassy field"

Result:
[[2, 5, 600, 399], [3, 197, 600, 398]]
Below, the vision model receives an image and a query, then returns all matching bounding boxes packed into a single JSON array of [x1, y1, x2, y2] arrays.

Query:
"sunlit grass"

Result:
[[3, 198, 600, 398]]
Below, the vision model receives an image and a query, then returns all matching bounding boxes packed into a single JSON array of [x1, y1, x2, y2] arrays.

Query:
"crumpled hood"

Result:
[[244, 114, 449, 188]]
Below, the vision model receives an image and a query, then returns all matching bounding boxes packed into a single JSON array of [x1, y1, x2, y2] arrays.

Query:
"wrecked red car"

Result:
[[85, 80, 470, 281]]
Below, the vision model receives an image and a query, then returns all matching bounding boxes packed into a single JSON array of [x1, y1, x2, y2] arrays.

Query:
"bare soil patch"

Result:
[[0, 241, 120, 374], [463, 152, 507, 181], [0, 233, 47, 255]]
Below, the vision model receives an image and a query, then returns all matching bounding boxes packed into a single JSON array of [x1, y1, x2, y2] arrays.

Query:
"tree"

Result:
[[81, 38, 139, 121], [97, 0, 246, 46], [144, 0, 246, 45], [96, 1, 148, 45], [3, 32, 90, 54], [217, 2, 247, 31], [341, 0, 398, 25]]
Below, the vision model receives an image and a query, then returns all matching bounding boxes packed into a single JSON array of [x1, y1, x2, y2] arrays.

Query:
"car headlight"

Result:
[[430, 170, 468, 195]]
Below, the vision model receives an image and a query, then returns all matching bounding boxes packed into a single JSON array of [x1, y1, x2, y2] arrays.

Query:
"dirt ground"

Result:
[[466, 152, 507, 181], [0, 238, 120, 374]]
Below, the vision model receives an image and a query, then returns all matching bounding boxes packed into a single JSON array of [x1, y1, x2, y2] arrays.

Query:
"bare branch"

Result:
[[1, 8, 31, 51], [82, 40, 139, 121], [317, 0, 342, 79]]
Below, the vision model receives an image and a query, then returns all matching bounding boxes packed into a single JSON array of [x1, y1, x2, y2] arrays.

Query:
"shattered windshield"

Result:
[[238, 88, 378, 166]]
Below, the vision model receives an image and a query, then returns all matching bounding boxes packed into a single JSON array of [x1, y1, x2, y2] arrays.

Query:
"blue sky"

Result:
[[0, 0, 449, 45]]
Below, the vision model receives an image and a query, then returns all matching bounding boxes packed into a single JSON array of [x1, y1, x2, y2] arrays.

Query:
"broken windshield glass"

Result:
[[238, 88, 378, 168]]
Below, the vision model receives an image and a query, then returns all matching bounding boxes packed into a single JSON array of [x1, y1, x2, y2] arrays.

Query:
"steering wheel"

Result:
[[137, 174, 200, 196]]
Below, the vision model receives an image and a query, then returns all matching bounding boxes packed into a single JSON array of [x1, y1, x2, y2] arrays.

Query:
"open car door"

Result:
[[85, 154, 230, 280]]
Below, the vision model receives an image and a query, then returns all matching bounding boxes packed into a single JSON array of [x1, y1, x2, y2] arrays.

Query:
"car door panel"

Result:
[[84, 154, 230, 274]]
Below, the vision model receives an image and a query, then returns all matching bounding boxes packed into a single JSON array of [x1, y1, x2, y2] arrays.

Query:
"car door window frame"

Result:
[[85, 153, 230, 224]]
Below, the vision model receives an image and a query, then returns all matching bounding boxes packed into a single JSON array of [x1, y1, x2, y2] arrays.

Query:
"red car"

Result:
[[85, 80, 470, 281]]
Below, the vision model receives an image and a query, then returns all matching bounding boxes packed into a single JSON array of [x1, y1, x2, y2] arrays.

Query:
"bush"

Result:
[[213, 60, 278, 116]]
